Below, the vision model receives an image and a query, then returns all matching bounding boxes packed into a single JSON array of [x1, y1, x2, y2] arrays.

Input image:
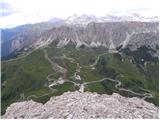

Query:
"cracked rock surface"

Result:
[[3, 91, 159, 119]]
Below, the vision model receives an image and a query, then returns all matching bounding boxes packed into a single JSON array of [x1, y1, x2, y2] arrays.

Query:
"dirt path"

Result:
[[44, 49, 67, 74], [18, 49, 67, 101], [4, 47, 41, 62], [26, 89, 57, 101], [84, 77, 153, 99], [18, 49, 153, 101], [44, 50, 81, 88]]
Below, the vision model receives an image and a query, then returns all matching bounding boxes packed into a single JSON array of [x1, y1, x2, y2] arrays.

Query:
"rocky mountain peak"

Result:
[[64, 13, 158, 26], [3, 91, 159, 119]]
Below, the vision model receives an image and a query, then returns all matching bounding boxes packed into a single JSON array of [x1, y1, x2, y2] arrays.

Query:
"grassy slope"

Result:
[[1, 50, 53, 114], [93, 53, 159, 105], [29, 82, 76, 103], [1, 45, 159, 114], [144, 62, 159, 105]]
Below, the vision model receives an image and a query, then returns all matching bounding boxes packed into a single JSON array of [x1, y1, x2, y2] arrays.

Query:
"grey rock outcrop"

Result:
[[3, 91, 159, 119], [2, 21, 159, 58], [1, 22, 57, 57], [34, 22, 158, 56]]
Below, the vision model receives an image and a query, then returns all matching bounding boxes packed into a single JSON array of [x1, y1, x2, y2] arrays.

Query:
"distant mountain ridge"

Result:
[[48, 13, 158, 25], [1, 13, 159, 58], [1, 14, 159, 117], [63, 13, 158, 26]]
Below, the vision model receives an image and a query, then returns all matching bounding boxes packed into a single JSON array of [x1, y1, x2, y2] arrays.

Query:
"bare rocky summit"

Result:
[[3, 91, 159, 119]]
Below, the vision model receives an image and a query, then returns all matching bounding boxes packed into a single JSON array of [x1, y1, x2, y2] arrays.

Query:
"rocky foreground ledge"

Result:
[[3, 91, 159, 119]]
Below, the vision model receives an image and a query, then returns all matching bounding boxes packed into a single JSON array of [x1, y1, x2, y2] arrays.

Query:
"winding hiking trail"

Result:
[[19, 50, 79, 101], [4, 47, 40, 62], [84, 52, 153, 99], [44, 49, 67, 74], [85, 52, 108, 69], [83, 77, 153, 100], [43, 50, 153, 99], [18, 49, 153, 102], [44, 49, 81, 88]]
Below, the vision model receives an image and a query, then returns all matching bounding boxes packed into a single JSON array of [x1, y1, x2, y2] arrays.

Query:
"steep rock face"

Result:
[[34, 22, 158, 56], [1, 22, 57, 57], [3, 91, 159, 119], [2, 21, 159, 58]]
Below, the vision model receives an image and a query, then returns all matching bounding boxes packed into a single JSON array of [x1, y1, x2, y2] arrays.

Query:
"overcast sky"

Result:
[[0, 0, 159, 28]]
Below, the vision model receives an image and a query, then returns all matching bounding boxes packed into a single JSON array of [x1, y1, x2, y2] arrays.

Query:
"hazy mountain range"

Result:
[[1, 13, 159, 118], [1, 13, 159, 58]]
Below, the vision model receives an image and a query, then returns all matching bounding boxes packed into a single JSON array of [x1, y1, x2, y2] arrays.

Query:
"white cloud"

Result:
[[0, 0, 159, 28]]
